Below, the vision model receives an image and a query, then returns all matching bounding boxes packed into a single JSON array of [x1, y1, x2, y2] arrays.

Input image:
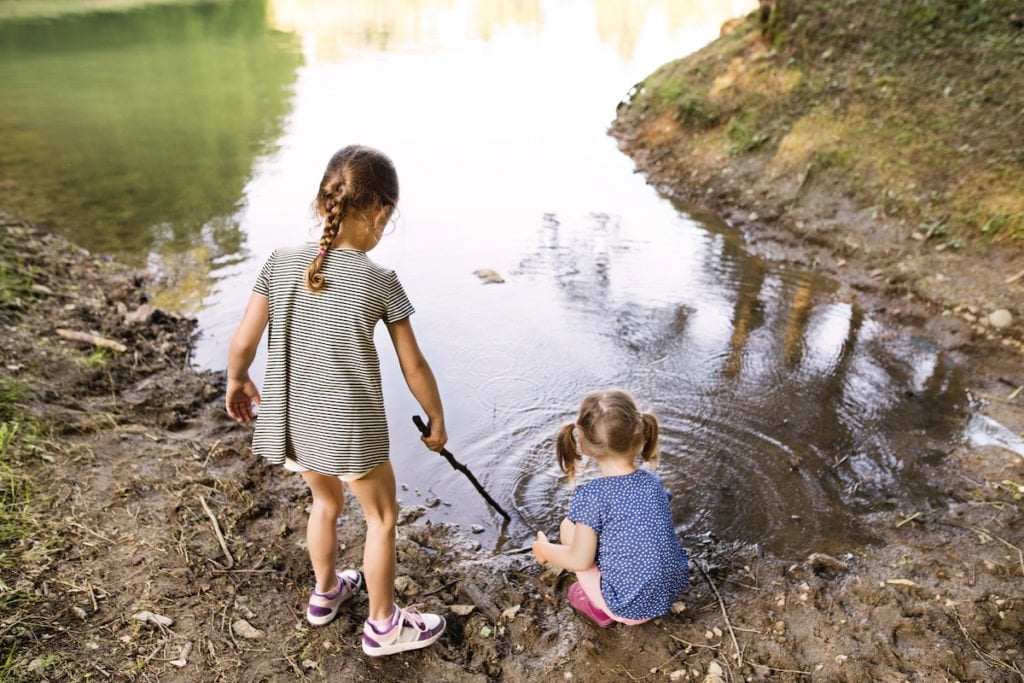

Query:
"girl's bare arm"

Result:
[[225, 293, 268, 423], [532, 523, 598, 571], [386, 317, 447, 451]]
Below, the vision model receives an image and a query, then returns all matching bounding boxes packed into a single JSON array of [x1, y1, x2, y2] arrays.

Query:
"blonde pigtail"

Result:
[[639, 412, 660, 468], [556, 423, 581, 481]]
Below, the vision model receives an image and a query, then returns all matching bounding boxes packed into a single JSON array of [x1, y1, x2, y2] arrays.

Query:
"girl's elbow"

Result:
[[564, 556, 596, 572]]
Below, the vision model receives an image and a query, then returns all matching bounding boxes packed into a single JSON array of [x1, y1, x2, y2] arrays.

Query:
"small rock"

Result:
[[669, 670, 688, 682], [72, 605, 88, 620], [132, 610, 173, 627], [125, 304, 155, 324], [835, 654, 848, 665], [394, 575, 420, 595], [397, 506, 426, 525], [169, 642, 192, 668], [500, 605, 521, 622], [302, 659, 318, 670], [748, 212, 759, 221], [231, 619, 265, 640], [808, 552, 848, 577], [670, 600, 686, 614], [474, 269, 505, 284], [703, 660, 726, 683], [450, 604, 476, 616], [988, 309, 1013, 329], [471, 524, 485, 534]]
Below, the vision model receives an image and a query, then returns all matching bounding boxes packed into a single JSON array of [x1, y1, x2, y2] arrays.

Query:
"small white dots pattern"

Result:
[[569, 468, 689, 620]]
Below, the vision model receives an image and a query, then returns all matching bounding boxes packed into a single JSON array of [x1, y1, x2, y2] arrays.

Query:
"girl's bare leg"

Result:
[[347, 461, 399, 622], [300, 470, 346, 593]]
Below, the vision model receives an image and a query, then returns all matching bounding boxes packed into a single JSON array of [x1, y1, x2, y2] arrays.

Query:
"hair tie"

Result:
[[317, 248, 327, 256]]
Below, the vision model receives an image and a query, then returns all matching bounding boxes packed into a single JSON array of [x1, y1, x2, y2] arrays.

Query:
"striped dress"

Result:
[[250, 244, 415, 475]]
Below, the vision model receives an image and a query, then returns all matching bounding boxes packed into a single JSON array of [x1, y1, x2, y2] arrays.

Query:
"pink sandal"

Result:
[[567, 582, 615, 628]]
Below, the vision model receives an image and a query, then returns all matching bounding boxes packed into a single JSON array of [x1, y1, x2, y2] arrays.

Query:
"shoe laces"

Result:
[[338, 571, 360, 594], [398, 605, 426, 630]]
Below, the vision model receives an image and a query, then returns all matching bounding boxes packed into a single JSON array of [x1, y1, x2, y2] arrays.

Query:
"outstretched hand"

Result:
[[225, 377, 261, 423], [531, 531, 549, 565]]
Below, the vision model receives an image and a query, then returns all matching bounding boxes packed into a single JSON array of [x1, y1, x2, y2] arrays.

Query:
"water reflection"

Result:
[[0, 0, 301, 268], [268, 0, 755, 60], [500, 203, 969, 554]]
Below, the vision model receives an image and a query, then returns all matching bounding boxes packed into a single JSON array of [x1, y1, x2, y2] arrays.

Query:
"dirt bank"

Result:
[[609, 1, 1024, 386]]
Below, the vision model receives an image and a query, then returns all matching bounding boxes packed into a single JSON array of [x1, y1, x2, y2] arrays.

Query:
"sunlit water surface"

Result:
[[0, 0, 987, 554]]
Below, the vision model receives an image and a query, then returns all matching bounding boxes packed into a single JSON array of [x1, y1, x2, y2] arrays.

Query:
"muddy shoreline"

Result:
[[1, 187, 1022, 683]]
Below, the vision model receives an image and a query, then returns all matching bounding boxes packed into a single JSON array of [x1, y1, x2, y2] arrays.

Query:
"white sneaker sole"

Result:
[[362, 620, 446, 657]]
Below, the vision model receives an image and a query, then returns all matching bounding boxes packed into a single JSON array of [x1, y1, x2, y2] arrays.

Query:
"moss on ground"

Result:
[[622, 0, 1024, 244]]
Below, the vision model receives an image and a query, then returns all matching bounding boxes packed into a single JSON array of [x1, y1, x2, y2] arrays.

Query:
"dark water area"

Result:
[[0, 0, 986, 556], [463, 204, 971, 555]]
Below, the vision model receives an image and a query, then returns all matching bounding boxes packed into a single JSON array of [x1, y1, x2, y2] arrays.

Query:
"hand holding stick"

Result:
[[412, 415, 511, 522]]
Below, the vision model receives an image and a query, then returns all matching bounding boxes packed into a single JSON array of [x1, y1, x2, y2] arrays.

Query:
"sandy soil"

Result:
[[1, 157, 1022, 683]]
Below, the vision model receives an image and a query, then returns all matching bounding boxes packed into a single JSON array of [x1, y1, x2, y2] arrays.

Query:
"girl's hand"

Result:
[[226, 377, 261, 423], [421, 418, 448, 452], [531, 531, 548, 565]]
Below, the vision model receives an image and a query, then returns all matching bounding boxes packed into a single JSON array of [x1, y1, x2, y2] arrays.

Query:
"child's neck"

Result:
[[595, 454, 637, 478]]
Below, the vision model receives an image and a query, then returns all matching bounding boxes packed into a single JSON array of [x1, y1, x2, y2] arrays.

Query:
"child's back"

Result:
[[532, 389, 689, 627]]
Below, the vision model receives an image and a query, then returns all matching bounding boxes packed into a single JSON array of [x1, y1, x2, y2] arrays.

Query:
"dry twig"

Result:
[[954, 611, 1024, 677], [199, 495, 234, 569], [695, 560, 744, 671], [56, 328, 127, 352]]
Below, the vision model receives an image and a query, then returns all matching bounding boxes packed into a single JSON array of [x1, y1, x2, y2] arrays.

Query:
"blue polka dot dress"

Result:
[[568, 468, 689, 620]]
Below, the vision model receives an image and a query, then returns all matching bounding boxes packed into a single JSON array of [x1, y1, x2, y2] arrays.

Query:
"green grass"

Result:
[[0, 381, 57, 609], [0, 262, 37, 314], [621, 0, 1024, 245]]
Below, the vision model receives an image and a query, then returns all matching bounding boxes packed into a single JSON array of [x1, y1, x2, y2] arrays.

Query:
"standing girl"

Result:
[[226, 144, 447, 656], [532, 389, 689, 627]]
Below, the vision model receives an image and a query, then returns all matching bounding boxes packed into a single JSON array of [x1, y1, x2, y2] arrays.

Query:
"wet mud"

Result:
[[1, 201, 1022, 683]]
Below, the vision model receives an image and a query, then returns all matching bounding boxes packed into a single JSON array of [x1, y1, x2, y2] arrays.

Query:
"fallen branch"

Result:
[[458, 581, 502, 622], [695, 560, 744, 671], [199, 495, 234, 569], [56, 328, 127, 353]]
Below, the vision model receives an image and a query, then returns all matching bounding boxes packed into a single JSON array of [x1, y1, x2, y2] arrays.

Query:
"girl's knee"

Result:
[[365, 499, 399, 533], [313, 494, 344, 519]]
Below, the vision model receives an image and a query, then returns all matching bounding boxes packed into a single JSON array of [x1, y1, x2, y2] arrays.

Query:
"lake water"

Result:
[[0, 0, 983, 555]]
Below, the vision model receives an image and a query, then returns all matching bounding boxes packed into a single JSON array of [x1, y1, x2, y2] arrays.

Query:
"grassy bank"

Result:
[[618, 0, 1024, 247], [0, 229, 58, 649]]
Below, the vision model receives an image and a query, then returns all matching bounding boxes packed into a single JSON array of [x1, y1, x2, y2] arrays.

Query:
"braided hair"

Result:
[[306, 145, 399, 292]]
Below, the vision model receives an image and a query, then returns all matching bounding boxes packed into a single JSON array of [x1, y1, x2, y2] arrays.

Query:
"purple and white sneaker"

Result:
[[361, 604, 446, 656], [306, 569, 362, 626]]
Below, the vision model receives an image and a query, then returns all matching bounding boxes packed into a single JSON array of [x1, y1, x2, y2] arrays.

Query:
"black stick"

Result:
[[412, 416, 511, 522]]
